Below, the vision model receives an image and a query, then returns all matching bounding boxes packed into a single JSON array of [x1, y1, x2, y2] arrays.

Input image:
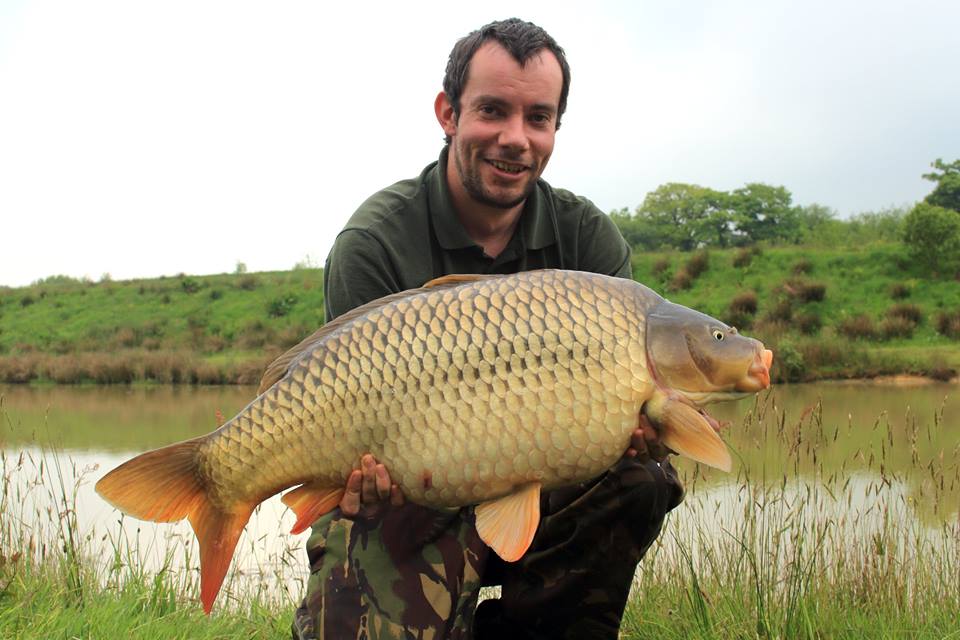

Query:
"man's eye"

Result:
[[529, 113, 551, 126], [479, 105, 500, 116]]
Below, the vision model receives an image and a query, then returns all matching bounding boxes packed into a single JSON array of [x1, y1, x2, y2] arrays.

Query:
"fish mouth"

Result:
[[735, 348, 773, 392]]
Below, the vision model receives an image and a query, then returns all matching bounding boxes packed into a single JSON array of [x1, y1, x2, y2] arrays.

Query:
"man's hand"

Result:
[[625, 415, 671, 463], [339, 453, 405, 517]]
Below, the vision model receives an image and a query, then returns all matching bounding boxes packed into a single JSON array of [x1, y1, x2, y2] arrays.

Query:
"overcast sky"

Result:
[[1, 0, 958, 287]]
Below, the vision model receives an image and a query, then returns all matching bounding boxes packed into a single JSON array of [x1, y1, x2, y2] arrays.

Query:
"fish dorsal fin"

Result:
[[281, 482, 345, 534], [475, 482, 542, 562], [258, 286, 441, 394], [645, 394, 732, 472], [422, 273, 502, 289]]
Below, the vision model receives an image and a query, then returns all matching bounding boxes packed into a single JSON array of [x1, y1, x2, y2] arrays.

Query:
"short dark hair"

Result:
[[442, 18, 571, 136]]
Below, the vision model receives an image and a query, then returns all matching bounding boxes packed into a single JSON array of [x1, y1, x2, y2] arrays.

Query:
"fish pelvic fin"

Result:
[[475, 482, 542, 562], [645, 395, 732, 472], [94, 437, 255, 614], [282, 482, 345, 534]]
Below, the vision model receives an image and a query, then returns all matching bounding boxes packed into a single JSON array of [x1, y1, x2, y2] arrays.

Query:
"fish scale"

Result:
[[96, 269, 773, 613], [214, 271, 642, 507]]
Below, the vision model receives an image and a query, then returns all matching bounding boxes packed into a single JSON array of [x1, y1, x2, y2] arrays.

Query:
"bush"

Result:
[[879, 317, 915, 340], [267, 294, 299, 318], [763, 299, 794, 324], [838, 314, 877, 340], [732, 246, 761, 268], [792, 258, 813, 275], [791, 280, 826, 302], [237, 275, 259, 291], [885, 303, 923, 326], [668, 268, 693, 291], [725, 290, 758, 328], [209, 289, 223, 301], [794, 313, 822, 335], [652, 258, 671, 277], [775, 341, 805, 382], [902, 202, 960, 273], [889, 283, 911, 299], [935, 310, 960, 339], [180, 277, 201, 294], [685, 250, 710, 279]]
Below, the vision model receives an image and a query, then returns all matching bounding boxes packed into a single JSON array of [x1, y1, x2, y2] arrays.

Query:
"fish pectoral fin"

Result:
[[646, 396, 732, 472], [282, 483, 345, 534], [474, 482, 542, 562]]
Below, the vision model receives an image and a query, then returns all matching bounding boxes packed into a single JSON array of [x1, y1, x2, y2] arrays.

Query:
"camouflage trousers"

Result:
[[291, 457, 683, 640]]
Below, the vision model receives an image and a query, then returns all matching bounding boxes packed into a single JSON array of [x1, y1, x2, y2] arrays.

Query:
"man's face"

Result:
[[440, 42, 563, 210]]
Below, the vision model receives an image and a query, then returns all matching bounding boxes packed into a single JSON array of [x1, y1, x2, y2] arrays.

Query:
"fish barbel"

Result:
[[96, 269, 773, 612]]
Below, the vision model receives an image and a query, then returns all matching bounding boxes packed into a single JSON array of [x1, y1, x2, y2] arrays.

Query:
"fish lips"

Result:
[[734, 348, 774, 392]]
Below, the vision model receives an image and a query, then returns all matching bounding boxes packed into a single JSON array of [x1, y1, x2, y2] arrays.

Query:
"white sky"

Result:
[[1, 0, 958, 287]]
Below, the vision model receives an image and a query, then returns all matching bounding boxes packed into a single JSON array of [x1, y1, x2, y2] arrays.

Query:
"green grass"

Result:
[[1, 247, 959, 384], [632, 244, 960, 382]]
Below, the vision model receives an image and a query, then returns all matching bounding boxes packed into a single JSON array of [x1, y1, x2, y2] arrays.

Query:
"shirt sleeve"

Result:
[[576, 204, 633, 279], [323, 229, 402, 321]]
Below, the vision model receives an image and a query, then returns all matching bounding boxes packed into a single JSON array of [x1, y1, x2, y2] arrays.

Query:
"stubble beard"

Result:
[[453, 144, 536, 210]]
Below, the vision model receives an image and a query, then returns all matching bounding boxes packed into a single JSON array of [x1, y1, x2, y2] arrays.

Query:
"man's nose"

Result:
[[498, 114, 529, 151]]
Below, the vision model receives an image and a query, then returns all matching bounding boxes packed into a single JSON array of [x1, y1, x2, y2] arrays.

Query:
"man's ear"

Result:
[[434, 91, 457, 139]]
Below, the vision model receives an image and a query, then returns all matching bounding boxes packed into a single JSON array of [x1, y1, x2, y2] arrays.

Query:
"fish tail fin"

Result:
[[95, 437, 254, 613]]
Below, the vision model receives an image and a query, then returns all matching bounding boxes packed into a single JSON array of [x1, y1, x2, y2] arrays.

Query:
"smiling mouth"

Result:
[[487, 159, 528, 175]]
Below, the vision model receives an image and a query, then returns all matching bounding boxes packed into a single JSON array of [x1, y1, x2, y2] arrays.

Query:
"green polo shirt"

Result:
[[323, 147, 632, 321]]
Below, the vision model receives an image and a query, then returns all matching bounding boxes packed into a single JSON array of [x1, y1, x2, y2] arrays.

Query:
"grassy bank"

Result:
[[3, 396, 958, 638], [1, 245, 959, 384]]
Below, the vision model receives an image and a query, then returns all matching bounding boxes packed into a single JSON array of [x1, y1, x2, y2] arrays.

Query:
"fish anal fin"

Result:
[[474, 482, 541, 562], [190, 501, 255, 614], [646, 396, 732, 472], [282, 483, 344, 534]]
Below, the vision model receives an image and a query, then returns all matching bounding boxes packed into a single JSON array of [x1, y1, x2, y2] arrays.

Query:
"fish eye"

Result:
[[712, 329, 724, 341]]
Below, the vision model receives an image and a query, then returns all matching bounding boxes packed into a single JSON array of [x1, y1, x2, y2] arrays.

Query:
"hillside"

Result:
[[1, 245, 959, 384]]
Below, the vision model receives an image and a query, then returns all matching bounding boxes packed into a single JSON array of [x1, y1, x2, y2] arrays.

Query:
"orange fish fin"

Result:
[[190, 500, 255, 614], [282, 483, 344, 534], [95, 437, 255, 613], [421, 273, 502, 288], [95, 436, 208, 522], [474, 482, 542, 562], [648, 398, 732, 472]]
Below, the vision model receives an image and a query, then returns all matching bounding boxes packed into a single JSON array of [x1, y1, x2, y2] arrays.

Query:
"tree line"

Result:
[[611, 158, 960, 271]]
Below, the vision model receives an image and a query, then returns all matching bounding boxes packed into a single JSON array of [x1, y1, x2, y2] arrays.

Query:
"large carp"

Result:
[[96, 269, 772, 612]]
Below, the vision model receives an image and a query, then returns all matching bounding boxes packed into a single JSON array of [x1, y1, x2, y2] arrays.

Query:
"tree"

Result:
[[902, 202, 960, 273], [636, 183, 732, 250], [729, 183, 800, 244], [922, 158, 960, 212]]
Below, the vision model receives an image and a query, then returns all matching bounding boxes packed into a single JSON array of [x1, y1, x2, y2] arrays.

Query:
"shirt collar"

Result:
[[428, 147, 557, 252]]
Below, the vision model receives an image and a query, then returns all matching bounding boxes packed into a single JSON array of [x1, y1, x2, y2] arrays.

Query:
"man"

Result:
[[291, 18, 683, 640]]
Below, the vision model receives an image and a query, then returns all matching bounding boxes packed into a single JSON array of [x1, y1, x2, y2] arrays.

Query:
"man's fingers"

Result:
[[390, 484, 404, 507], [375, 463, 391, 500], [626, 427, 647, 458], [339, 469, 363, 516], [361, 454, 377, 502]]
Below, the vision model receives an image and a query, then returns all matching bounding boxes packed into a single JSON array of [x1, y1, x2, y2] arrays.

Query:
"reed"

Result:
[[623, 395, 960, 638]]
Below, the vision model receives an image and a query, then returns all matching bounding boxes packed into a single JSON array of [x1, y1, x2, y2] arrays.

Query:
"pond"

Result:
[[1, 381, 957, 609]]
